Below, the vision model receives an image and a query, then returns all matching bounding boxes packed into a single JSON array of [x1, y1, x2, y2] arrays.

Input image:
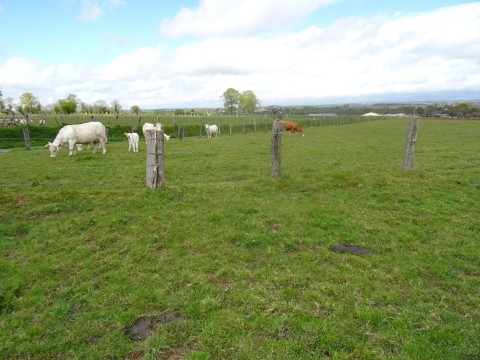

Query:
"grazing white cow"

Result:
[[45, 122, 107, 157], [142, 123, 163, 137], [205, 124, 219, 138], [124, 132, 139, 152]]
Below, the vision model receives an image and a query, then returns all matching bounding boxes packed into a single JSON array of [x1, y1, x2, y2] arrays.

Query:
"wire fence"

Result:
[[0, 115, 387, 147], [2, 117, 478, 191], [2, 135, 479, 190]]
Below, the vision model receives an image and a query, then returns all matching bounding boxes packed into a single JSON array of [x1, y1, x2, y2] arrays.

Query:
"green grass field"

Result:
[[1, 118, 479, 359]]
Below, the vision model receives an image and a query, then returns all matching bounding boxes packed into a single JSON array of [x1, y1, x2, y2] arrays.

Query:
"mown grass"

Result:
[[0, 119, 479, 359]]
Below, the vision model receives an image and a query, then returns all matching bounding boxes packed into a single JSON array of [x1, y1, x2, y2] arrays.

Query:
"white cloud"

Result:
[[78, 0, 103, 21], [1, 3, 479, 108], [77, 0, 125, 22], [159, 0, 339, 39], [107, 0, 125, 7]]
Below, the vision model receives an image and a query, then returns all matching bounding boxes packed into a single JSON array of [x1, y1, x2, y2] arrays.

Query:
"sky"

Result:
[[0, 0, 479, 109]]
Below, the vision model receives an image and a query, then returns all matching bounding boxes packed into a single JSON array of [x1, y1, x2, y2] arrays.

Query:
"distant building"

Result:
[[362, 112, 406, 117]]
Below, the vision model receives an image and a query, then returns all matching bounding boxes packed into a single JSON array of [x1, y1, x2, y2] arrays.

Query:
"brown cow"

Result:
[[279, 120, 304, 136]]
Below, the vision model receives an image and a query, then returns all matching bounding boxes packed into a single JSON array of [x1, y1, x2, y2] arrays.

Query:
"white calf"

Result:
[[205, 124, 219, 138], [124, 132, 139, 152]]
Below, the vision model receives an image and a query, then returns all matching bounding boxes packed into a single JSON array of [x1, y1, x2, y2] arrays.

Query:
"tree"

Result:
[[0, 90, 3, 112], [4, 97, 14, 115], [18, 92, 41, 114], [221, 88, 240, 115], [111, 99, 122, 114], [79, 102, 88, 113], [130, 105, 141, 115], [239, 90, 260, 114], [451, 103, 469, 118], [57, 94, 78, 114], [93, 100, 109, 114]]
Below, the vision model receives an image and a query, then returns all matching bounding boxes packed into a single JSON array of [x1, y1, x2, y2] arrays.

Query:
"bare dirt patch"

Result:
[[122, 310, 185, 341]]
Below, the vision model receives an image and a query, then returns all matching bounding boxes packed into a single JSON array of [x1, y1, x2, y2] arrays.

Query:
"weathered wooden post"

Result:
[[22, 128, 31, 150], [178, 126, 185, 140], [271, 120, 283, 179], [145, 129, 165, 189], [403, 118, 419, 171]]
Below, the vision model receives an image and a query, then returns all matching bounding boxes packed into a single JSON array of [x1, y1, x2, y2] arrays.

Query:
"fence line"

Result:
[[2, 153, 478, 184], [2, 160, 479, 190], [0, 116, 388, 147]]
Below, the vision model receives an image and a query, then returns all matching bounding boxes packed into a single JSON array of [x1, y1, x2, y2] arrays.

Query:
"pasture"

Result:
[[0, 118, 479, 359]]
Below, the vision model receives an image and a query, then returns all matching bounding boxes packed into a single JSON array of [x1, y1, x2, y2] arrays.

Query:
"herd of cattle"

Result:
[[1, 117, 46, 127], [45, 120, 303, 157]]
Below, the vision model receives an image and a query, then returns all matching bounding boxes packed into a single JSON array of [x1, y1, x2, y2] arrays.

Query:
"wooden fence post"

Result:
[[403, 118, 419, 171], [271, 121, 283, 179], [145, 129, 165, 189], [22, 128, 31, 150], [178, 126, 185, 140]]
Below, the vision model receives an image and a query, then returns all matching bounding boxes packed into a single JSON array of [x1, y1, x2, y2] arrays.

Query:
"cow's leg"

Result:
[[69, 140, 76, 155], [101, 140, 106, 154]]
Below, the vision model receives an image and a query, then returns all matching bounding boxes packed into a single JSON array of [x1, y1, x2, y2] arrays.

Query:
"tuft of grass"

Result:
[[0, 118, 479, 359]]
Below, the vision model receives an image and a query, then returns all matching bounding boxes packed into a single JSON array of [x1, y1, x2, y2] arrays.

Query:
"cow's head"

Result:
[[45, 142, 61, 157]]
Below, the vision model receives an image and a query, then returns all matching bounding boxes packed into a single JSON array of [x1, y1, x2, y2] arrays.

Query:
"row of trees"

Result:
[[284, 102, 480, 118], [0, 88, 261, 118], [0, 91, 142, 117], [2, 89, 477, 118]]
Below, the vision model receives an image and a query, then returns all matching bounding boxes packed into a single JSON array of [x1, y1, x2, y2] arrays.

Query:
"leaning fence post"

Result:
[[403, 118, 419, 171], [271, 121, 283, 179], [145, 129, 165, 189], [22, 128, 31, 150]]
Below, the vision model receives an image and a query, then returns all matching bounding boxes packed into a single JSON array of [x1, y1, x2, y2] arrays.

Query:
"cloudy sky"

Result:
[[0, 0, 479, 109]]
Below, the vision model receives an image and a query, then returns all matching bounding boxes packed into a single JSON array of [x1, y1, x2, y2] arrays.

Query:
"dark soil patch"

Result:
[[85, 335, 101, 344], [332, 243, 373, 256], [122, 310, 185, 341], [271, 223, 282, 232]]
